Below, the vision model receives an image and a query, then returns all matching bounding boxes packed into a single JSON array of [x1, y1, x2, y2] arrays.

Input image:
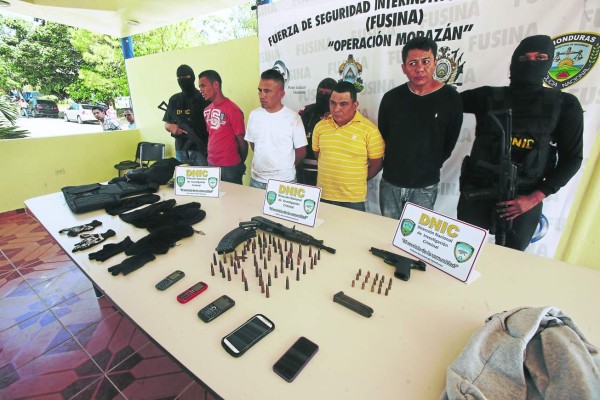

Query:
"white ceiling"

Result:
[[0, 0, 251, 37]]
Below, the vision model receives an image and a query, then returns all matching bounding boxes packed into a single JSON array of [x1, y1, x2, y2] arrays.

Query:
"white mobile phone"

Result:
[[221, 314, 275, 357]]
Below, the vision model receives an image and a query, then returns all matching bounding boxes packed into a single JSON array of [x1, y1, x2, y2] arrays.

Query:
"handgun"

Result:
[[369, 247, 426, 281]]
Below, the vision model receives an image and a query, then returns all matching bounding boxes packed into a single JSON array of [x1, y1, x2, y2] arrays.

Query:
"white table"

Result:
[[26, 183, 600, 399]]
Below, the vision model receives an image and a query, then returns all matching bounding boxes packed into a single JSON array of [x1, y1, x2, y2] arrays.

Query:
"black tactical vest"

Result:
[[467, 87, 562, 191]]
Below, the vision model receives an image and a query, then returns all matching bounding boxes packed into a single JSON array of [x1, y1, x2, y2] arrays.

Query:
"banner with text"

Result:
[[258, 0, 600, 259]]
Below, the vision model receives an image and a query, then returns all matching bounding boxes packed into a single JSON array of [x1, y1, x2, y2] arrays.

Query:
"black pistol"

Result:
[[369, 247, 426, 281]]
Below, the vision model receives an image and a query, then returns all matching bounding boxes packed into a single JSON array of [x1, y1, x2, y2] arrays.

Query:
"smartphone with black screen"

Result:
[[221, 314, 275, 357], [273, 336, 319, 382]]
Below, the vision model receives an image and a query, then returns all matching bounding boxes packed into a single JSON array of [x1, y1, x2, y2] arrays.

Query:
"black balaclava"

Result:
[[315, 78, 337, 114], [176, 64, 196, 94], [509, 35, 554, 89]]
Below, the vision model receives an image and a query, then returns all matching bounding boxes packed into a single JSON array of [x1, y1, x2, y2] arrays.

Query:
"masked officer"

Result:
[[163, 64, 210, 166], [458, 35, 583, 251], [297, 78, 337, 186]]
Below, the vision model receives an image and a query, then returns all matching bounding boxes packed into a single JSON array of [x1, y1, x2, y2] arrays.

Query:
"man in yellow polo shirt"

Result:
[[313, 81, 385, 211]]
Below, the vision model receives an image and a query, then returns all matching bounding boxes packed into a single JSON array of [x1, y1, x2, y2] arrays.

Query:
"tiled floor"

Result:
[[0, 209, 217, 400]]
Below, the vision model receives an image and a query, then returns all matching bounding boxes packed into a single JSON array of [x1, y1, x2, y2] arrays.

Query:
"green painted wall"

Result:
[[0, 130, 140, 212]]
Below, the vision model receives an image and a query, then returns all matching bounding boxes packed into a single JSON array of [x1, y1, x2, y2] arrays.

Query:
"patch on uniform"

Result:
[[544, 32, 600, 89], [434, 46, 465, 87]]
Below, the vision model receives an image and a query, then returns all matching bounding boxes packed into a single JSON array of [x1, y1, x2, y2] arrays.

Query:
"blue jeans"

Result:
[[249, 178, 268, 190], [322, 199, 365, 212], [379, 178, 438, 219], [211, 161, 245, 185], [176, 150, 207, 166], [249, 177, 296, 190]]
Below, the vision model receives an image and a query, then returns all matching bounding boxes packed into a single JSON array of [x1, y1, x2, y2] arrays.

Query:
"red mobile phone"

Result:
[[176, 281, 208, 303]]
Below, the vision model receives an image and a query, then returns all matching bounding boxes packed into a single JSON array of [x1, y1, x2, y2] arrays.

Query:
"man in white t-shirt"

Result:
[[245, 69, 307, 189]]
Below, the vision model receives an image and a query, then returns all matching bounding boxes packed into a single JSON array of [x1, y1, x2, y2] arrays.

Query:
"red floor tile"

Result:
[[0, 336, 105, 400], [0, 272, 46, 332], [51, 289, 118, 337], [0, 310, 72, 370], [70, 376, 126, 400], [0, 211, 211, 399], [0, 252, 13, 278], [75, 312, 150, 372], [32, 267, 94, 309], [17, 254, 77, 287]]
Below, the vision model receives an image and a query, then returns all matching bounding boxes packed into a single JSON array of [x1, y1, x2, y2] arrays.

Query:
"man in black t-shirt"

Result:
[[378, 37, 463, 218], [162, 64, 210, 166]]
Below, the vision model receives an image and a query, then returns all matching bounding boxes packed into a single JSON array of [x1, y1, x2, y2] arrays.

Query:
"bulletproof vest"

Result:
[[62, 181, 159, 214], [173, 91, 210, 153], [467, 87, 561, 190]]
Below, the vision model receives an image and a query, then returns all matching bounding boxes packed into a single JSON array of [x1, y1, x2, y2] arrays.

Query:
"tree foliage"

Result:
[[1, 3, 257, 106], [67, 30, 127, 105], [0, 16, 80, 98], [132, 20, 206, 57]]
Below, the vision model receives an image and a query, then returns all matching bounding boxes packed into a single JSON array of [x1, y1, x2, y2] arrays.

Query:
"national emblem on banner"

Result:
[[338, 54, 365, 92], [434, 46, 465, 88]]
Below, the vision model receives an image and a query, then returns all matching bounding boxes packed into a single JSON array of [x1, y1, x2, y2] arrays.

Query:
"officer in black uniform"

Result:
[[297, 78, 337, 186], [163, 64, 210, 166], [458, 35, 583, 251]]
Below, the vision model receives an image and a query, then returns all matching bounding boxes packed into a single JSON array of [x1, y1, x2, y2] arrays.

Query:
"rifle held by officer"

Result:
[[157, 101, 208, 156]]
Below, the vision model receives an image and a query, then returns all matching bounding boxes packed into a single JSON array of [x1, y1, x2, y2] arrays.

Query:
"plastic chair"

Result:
[[114, 142, 165, 176]]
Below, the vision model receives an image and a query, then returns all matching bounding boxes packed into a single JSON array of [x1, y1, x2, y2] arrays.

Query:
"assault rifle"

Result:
[[462, 107, 517, 246], [216, 216, 336, 254], [369, 247, 426, 281], [157, 101, 207, 155]]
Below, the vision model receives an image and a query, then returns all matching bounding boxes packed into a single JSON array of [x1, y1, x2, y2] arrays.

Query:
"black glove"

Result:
[[72, 229, 116, 252], [59, 220, 102, 237], [125, 224, 195, 256], [88, 236, 134, 262], [119, 199, 176, 228], [105, 194, 161, 215], [108, 254, 156, 276], [145, 202, 206, 231]]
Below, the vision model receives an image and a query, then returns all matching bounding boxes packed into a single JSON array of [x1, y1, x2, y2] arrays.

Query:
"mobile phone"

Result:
[[176, 281, 208, 304], [273, 336, 319, 382], [221, 314, 275, 357], [198, 295, 235, 323], [155, 270, 185, 291]]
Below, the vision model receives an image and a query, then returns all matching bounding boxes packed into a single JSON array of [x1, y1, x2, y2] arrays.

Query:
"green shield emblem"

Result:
[[401, 219, 415, 236], [176, 176, 185, 187], [208, 177, 218, 189], [454, 242, 474, 264], [266, 191, 277, 205], [303, 199, 316, 214]]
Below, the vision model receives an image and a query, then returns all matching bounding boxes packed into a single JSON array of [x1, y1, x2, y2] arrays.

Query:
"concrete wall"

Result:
[[0, 130, 139, 212]]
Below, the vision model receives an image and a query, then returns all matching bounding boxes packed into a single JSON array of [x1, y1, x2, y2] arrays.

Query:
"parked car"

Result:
[[27, 99, 59, 118], [63, 103, 98, 124]]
